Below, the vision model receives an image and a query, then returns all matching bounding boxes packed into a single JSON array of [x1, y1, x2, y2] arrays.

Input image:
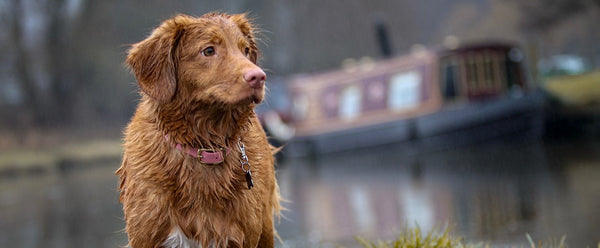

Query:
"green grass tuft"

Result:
[[353, 226, 599, 248], [525, 233, 568, 248], [354, 226, 488, 248]]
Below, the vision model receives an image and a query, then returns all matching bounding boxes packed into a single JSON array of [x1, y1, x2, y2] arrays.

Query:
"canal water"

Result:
[[1, 139, 599, 247]]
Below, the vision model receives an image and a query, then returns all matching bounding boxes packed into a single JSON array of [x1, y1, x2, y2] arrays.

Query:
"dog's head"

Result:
[[126, 13, 266, 107]]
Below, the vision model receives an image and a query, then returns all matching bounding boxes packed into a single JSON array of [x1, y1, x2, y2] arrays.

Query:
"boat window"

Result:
[[467, 56, 478, 90], [388, 71, 421, 111], [292, 94, 309, 121], [497, 54, 507, 88], [339, 85, 362, 119], [484, 56, 494, 88]]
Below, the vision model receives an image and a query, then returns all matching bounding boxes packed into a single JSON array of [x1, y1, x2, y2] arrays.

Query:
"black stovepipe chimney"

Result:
[[374, 17, 393, 58]]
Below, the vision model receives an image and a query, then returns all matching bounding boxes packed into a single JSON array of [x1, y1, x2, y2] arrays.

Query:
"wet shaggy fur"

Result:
[[116, 13, 280, 248]]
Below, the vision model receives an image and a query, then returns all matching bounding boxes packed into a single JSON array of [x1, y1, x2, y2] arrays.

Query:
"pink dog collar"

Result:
[[165, 135, 230, 165]]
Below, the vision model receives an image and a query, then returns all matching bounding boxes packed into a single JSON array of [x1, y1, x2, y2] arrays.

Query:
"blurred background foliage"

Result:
[[0, 0, 598, 144]]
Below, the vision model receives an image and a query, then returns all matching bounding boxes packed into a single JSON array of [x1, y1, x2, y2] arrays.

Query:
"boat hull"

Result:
[[284, 91, 545, 157]]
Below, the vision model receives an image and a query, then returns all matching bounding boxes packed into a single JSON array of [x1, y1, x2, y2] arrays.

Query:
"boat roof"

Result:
[[289, 51, 436, 89], [434, 41, 519, 57], [288, 41, 520, 89]]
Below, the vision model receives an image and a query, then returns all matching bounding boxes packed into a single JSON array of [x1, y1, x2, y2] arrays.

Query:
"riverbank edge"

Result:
[[0, 139, 123, 178]]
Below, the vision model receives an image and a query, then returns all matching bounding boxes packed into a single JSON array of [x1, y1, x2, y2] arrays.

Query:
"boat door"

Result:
[[440, 57, 462, 103]]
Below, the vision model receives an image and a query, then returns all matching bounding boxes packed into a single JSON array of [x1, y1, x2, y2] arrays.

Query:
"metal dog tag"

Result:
[[238, 139, 254, 190], [245, 171, 254, 189]]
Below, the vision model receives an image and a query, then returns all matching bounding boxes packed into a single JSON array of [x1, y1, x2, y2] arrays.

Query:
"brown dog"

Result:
[[116, 13, 280, 248]]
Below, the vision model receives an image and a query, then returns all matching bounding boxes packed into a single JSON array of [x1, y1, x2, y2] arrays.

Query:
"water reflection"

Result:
[[276, 140, 600, 247], [1, 140, 599, 247], [0, 165, 127, 248]]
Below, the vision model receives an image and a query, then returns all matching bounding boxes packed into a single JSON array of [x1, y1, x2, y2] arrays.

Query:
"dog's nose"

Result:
[[244, 68, 267, 89]]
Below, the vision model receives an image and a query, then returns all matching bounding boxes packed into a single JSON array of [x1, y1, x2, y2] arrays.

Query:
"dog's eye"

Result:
[[202, 46, 215, 57], [244, 47, 250, 57]]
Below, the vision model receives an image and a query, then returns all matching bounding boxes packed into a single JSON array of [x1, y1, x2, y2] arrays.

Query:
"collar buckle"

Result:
[[197, 148, 225, 165]]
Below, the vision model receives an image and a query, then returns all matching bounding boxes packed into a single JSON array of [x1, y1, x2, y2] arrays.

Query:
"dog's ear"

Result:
[[228, 13, 259, 64], [126, 15, 187, 102]]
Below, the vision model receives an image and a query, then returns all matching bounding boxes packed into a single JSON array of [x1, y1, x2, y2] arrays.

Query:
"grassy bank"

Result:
[[353, 226, 598, 248], [0, 139, 122, 176], [543, 70, 600, 107]]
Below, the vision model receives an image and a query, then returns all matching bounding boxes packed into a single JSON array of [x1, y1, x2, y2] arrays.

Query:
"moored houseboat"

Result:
[[275, 42, 545, 156]]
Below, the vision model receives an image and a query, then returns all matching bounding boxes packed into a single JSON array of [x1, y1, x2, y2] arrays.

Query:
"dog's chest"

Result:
[[162, 228, 201, 248], [162, 226, 244, 248]]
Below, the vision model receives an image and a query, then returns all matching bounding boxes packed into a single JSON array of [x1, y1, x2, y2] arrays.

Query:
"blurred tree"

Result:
[[4, 0, 87, 127], [6, 0, 41, 126], [511, 0, 600, 68], [513, 0, 595, 31]]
